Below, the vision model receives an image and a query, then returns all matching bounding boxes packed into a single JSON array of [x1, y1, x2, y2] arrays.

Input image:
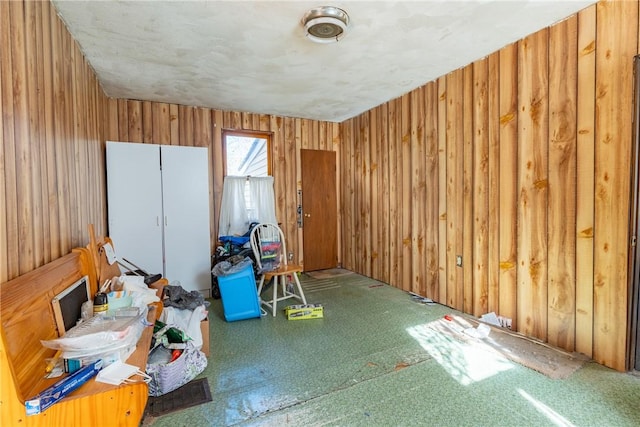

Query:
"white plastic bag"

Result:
[[120, 275, 160, 306], [41, 306, 147, 355], [159, 305, 207, 351]]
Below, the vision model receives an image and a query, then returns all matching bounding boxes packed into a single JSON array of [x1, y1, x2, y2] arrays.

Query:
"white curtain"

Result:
[[248, 177, 277, 224], [218, 176, 277, 237]]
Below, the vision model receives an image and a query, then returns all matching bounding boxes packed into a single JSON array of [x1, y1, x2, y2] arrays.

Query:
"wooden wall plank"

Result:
[[370, 109, 381, 280], [0, 0, 17, 281], [87, 64, 103, 236], [425, 82, 439, 299], [194, 107, 212, 148], [341, 118, 354, 270], [401, 94, 412, 291], [259, 114, 270, 132], [446, 69, 464, 310], [361, 112, 372, 277], [319, 121, 328, 151], [388, 99, 399, 287], [105, 98, 118, 141], [64, 30, 77, 247], [241, 112, 252, 131], [11, 0, 36, 275], [351, 117, 362, 272], [332, 122, 343, 268], [127, 100, 142, 141], [152, 102, 170, 145], [437, 76, 447, 303], [168, 103, 178, 145], [179, 105, 194, 146], [548, 14, 578, 351], [310, 117, 319, 150], [411, 86, 426, 295], [343, 118, 355, 270], [211, 110, 224, 244], [0, 5, 6, 282], [41, 0, 60, 262], [463, 66, 474, 314], [288, 118, 300, 258], [142, 101, 152, 143], [276, 117, 292, 227], [379, 103, 390, 282], [517, 29, 549, 340], [117, 99, 129, 141], [498, 43, 519, 328], [229, 111, 242, 130], [575, 4, 596, 358], [28, 1, 47, 266], [72, 44, 88, 246], [472, 58, 489, 316], [593, 0, 637, 370], [487, 51, 500, 314]]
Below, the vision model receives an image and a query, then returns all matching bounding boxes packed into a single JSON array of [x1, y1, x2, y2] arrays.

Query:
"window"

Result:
[[219, 131, 276, 237], [223, 130, 272, 177]]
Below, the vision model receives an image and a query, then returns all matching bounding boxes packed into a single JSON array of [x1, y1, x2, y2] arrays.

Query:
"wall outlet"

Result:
[[456, 255, 462, 267], [498, 316, 513, 329], [288, 252, 294, 261]]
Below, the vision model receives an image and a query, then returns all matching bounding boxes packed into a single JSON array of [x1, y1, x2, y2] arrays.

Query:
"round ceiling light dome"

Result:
[[302, 6, 350, 44]]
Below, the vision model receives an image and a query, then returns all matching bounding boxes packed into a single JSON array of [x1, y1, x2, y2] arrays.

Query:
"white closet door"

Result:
[[161, 145, 211, 294], [106, 142, 164, 275]]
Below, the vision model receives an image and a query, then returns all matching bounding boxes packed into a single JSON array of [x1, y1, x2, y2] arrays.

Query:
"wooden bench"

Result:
[[0, 246, 163, 427]]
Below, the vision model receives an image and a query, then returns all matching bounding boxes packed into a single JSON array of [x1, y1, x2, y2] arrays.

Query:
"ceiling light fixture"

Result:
[[302, 6, 350, 44]]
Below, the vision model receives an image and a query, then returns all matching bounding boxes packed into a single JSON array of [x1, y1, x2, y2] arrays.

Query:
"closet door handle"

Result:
[[164, 216, 168, 227]]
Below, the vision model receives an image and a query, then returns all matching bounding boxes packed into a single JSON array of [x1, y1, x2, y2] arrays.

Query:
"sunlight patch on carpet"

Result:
[[407, 317, 514, 385], [407, 314, 588, 383], [517, 388, 577, 427]]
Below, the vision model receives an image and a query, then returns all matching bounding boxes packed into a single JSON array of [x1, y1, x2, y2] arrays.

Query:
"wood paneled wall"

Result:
[[1, 1, 340, 285], [104, 104, 341, 266], [2, 0, 638, 372], [340, 0, 638, 370], [0, 0, 109, 283]]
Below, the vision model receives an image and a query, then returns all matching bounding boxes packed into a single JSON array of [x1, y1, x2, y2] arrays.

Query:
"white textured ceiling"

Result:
[[52, 0, 595, 123]]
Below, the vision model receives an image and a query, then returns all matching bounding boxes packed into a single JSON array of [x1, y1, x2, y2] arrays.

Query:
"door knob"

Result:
[[305, 213, 311, 218]]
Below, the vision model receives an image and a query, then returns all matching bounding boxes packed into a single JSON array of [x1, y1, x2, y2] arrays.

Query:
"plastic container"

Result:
[[217, 263, 261, 322], [93, 293, 108, 315], [107, 290, 133, 311]]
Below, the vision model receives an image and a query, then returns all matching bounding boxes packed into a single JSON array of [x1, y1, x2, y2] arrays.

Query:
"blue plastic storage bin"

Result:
[[217, 263, 261, 322]]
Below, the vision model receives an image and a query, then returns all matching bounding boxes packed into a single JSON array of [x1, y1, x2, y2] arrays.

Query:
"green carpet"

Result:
[[143, 272, 640, 427]]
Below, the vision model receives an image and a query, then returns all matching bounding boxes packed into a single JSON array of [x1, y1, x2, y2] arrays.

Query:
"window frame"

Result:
[[222, 130, 273, 177]]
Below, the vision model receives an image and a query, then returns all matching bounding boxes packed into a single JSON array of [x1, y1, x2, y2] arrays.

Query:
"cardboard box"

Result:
[[200, 317, 210, 357], [285, 304, 324, 320]]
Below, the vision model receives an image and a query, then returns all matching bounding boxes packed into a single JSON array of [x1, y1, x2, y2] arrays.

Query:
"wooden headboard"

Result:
[[0, 249, 94, 402]]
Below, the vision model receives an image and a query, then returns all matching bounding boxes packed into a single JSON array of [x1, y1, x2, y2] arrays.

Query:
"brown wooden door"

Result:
[[301, 149, 337, 271]]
